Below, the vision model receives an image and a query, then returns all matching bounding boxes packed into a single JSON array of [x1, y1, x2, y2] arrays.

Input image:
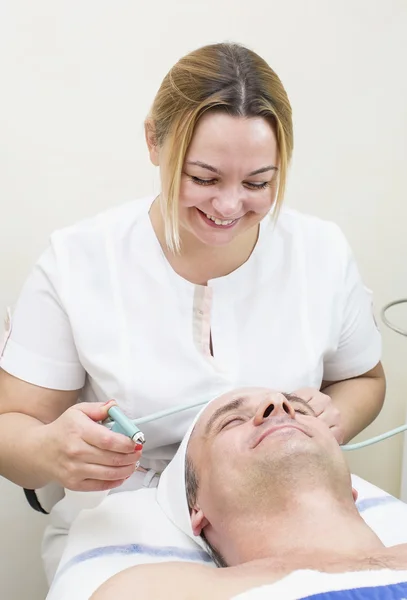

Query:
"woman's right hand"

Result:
[[39, 400, 142, 492]]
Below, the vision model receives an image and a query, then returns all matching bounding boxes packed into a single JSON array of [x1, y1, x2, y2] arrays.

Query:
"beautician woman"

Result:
[[0, 42, 385, 576]]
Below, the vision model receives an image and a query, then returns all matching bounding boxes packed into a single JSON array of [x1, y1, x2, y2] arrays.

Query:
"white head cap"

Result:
[[156, 404, 208, 550]]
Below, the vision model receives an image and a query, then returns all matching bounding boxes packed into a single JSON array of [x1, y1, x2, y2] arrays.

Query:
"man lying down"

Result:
[[92, 388, 407, 599]]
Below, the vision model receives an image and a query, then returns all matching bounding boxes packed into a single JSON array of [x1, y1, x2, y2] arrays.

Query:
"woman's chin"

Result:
[[188, 224, 241, 248]]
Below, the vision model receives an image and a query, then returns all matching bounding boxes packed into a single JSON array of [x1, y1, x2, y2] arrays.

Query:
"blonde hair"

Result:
[[148, 42, 293, 252]]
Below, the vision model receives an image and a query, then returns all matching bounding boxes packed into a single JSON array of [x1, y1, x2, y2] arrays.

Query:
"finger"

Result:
[[83, 421, 138, 454], [308, 400, 325, 417], [84, 462, 139, 482], [293, 389, 314, 402], [319, 407, 341, 430], [308, 396, 331, 417], [87, 448, 142, 468], [329, 424, 344, 444], [78, 478, 129, 492], [72, 400, 117, 423], [317, 409, 338, 425]]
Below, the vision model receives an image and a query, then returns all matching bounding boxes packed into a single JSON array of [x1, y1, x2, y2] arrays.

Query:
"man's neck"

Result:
[[217, 490, 384, 568]]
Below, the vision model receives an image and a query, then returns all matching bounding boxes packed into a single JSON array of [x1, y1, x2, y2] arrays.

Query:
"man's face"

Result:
[[187, 387, 350, 537]]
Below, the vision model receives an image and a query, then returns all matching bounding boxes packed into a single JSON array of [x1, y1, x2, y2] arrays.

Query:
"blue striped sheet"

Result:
[[356, 496, 399, 512], [53, 542, 212, 582], [301, 580, 407, 598]]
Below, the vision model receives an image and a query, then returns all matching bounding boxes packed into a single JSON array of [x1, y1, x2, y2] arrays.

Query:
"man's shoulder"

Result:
[[91, 561, 216, 600]]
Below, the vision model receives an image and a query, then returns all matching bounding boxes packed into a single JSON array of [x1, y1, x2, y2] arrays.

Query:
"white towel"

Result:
[[46, 487, 214, 600], [231, 569, 407, 599], [156, 411, 205, 547]]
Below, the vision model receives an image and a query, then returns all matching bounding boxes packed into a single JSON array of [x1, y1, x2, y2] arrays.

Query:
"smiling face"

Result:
[[187, 387, 351, 538], [153, 112, 279, 248]]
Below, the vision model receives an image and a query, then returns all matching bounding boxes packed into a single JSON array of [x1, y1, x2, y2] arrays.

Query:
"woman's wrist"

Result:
[[28, 421, 56, 489], [0, 412, 53, 489]]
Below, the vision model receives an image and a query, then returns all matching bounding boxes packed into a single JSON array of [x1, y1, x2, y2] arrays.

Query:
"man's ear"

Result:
[[352, 487, 359, 502], [144, 120, 160, 166], [191, 505, 209, 537]]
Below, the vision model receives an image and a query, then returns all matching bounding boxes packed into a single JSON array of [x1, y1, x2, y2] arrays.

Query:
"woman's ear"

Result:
[[191, 505, 209, 537], [145, 120, 160, 166]]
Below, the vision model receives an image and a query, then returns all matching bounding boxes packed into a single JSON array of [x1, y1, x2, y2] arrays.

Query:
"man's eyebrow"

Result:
[[204, 397, 248, 436], [285, 394, 316, 417], [185, 161, 278, 178]]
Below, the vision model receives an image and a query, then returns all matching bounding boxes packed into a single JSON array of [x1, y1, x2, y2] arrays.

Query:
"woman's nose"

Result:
[[253, 392, 296, 425], [212, 192, 242, 218]]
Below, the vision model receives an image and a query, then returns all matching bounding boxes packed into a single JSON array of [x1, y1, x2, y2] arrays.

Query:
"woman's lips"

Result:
[[196, 208, 241, 229]]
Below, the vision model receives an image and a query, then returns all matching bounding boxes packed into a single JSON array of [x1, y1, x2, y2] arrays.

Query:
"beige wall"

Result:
[[1, 1, 407, 598]]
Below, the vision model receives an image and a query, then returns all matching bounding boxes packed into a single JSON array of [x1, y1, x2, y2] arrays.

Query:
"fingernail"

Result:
[[134, 443, 143, 451], [103, 400, 113, 406]]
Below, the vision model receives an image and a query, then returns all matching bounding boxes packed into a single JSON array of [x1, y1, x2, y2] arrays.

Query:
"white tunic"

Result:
[[1, 195, 381, 472]]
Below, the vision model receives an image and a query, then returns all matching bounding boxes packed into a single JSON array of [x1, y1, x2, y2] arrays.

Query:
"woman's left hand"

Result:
[[293, 387, 344, 444]]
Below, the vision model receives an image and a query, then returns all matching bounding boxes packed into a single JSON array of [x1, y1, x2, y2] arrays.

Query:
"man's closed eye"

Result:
[[294, 407, 310, 416], [220, 417, 246, 430]]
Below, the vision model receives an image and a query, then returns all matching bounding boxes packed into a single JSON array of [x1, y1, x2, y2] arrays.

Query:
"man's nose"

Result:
[[253, 392, 296, 426]]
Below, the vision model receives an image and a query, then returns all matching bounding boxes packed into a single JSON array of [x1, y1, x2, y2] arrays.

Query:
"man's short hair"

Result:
[[185, 455, 199, 510]]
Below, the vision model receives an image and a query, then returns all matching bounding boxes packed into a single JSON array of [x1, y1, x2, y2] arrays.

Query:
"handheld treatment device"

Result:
[[103, 399, 210, 444]]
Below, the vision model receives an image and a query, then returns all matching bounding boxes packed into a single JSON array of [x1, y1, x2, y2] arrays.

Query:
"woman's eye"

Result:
[[244, 181, 270, 190], [188, 176, 271, 190], [190, 176, 216, 186]]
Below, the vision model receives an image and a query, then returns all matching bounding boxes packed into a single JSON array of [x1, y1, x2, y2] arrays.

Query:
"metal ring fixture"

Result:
[[381, 299, 407, 337]]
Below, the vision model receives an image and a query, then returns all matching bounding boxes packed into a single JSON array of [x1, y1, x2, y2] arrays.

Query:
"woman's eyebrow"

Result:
[[248, 165, 278, 176], [186, 160, 221, 174], [185, 160, 278, 177]]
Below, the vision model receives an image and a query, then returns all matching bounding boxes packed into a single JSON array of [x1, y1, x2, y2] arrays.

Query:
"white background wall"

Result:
[[1, 1, 406, 598]]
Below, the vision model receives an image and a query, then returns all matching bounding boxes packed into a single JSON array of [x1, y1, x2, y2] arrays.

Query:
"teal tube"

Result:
[[133, 399, 209, 425], [107, 403, 407, 452], [341, 424, 407, 451]]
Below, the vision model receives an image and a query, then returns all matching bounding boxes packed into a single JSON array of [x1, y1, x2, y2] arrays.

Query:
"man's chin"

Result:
[[254, 437, 319, 472]]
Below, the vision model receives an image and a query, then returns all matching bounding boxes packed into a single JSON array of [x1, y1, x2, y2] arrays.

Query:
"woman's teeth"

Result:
[[205, 213, 236, 226]]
